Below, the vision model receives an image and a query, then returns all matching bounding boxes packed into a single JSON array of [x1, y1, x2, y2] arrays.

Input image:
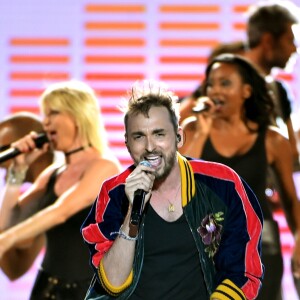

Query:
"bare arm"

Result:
[[0, 165, 53, 230], [0, 131, 51, 230], [0, 132, 53, 279], [101, 212, 136, 286], [179, 117, 211, 158], [266, 128, 300, 276], [179, 97, 214, 158], [267, 129, 300, 231], [179, 96, 197, 124], [286, 117, 299, 166], [0, 234, 45, 280], [101, 163, 155, 287], [0, 158, 121, 258]]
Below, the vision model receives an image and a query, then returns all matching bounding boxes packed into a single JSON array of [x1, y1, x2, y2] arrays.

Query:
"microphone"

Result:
[[192, 98, 221, 113], [192, 102, 209, 113], [130, 160, 152, 226], [0, 133, 49, 163]]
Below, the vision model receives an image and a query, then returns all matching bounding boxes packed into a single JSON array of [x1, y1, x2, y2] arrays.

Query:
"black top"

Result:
[[129, 205, 208, 300], [39, 167, 93, 280], [201, 131, 272, 220], [275, 80, 292, 121]]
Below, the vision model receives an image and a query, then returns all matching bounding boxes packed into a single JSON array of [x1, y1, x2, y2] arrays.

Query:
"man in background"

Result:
[[243, 2, 300, 299], [0, 112, 53, 280], [244, 0, 299, 166]]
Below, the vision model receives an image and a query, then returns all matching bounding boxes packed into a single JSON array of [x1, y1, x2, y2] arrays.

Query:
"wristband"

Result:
[[111, 226, 138, 241], [7, 165, 28, 185]]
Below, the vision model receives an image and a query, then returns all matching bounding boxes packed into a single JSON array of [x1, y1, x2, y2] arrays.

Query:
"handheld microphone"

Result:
[[0, 133, 49, 163], [130, 160, 152, 226], [192, 102, 210, 113], [192, 98, 221, 113]]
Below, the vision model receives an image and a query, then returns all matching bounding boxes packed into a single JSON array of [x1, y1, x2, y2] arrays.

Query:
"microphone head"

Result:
[[34, 133, 49, 149], [139, 160, 152, 168], [192, 102, 208, 113]]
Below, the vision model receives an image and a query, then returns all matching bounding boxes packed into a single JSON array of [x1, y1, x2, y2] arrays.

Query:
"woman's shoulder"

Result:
[[76, 154, 122, 188], [30, 162, 62, 190], [265, 126, 291, 163], [86, 152, 122, 173], [266, 126, 289, 144]]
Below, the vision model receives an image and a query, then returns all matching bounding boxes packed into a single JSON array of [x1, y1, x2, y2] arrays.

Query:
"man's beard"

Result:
[[153, 148, 177, 181]]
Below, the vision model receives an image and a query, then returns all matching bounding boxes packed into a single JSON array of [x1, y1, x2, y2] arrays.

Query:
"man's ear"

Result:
[[261, 32, 275, 52], [176, 128, 184, 147]]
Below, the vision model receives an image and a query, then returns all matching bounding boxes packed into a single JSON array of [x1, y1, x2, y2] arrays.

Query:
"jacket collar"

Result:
[[177, 152, 195, 207]]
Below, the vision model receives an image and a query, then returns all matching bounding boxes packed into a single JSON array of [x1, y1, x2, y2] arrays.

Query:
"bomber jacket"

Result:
[[81, 154, 264, 300]]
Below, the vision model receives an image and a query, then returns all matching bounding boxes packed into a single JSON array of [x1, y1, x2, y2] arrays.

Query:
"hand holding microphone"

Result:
[[126, 160, 155, 237], [192, 97, 221, 114], [192, 100, 210, 113], [130, 161, 153, 226], [0, 132, 49, 164], [181, 97, 217, 135]]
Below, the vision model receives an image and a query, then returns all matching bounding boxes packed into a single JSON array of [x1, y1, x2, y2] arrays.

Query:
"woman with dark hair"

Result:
[[180, 54, 300, 300]]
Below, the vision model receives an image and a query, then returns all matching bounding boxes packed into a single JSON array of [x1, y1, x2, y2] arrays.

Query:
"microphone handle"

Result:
[[34, 133, 49, 148], [129, 160, 152, 228], [0, 133, 48, 163], [130, 189, 146, 226], [0, 148, 21, 163]]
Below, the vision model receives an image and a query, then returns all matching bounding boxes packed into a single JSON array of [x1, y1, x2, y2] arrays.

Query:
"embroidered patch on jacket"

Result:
[[197, 212, 224, 258]]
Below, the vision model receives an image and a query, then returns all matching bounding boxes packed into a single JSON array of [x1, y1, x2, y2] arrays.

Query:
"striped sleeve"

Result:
[[210, 279, 246, 300], [190, 159, 264, 300], [81, 168, 134, 295]]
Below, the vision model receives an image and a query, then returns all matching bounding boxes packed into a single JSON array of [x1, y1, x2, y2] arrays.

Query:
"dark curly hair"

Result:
[[202, 53, 274, 132]]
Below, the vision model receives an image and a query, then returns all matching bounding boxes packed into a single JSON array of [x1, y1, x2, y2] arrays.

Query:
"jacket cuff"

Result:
[[98, 259, 133, 296], [210, 279, 246, 300]]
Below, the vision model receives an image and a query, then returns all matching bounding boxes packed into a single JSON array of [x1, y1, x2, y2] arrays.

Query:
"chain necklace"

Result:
[[167, 184, 181, 213]]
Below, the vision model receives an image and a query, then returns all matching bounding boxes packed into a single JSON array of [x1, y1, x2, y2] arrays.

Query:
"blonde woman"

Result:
[[0, 81, 122, 299]]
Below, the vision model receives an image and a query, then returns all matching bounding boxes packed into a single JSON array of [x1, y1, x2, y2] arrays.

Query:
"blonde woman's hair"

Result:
[[39, 80, 108, 155]]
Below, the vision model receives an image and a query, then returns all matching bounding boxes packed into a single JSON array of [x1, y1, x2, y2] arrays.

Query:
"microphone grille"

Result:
[[34, 133, 49, 149]]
